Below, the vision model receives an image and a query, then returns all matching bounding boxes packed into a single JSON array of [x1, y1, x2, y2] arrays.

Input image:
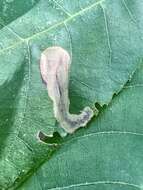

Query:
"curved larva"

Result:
[[40, 46, 94, 134]]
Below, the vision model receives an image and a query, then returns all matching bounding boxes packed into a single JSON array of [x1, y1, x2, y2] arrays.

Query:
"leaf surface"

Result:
[[19, 64, 143, 190], [0, 0, 143, 189]]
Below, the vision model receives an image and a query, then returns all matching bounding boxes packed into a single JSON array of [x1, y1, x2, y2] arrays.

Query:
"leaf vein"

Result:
[[100, 4, 112, 65], [48, 180, 141, 190], [0, 17, 24, 40], [52, 0, 72, 17], [65, 131, 143, 144], [121, 0, 136, 23]]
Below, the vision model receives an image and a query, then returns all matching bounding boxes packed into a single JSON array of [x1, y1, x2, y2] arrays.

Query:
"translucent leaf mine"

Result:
[[39, 46, 94, 134]]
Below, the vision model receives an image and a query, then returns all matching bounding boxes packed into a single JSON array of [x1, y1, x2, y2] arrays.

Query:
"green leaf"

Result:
[[0, 0, 40, 27], [19, 64, 143, 190], [0, 0, 143, 189]]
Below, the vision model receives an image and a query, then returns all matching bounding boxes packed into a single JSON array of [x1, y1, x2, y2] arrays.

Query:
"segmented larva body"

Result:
[[40, 46, 94, 134]]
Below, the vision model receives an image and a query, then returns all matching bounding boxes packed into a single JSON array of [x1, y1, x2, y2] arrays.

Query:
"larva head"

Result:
[[40, 46, 71, 85]]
